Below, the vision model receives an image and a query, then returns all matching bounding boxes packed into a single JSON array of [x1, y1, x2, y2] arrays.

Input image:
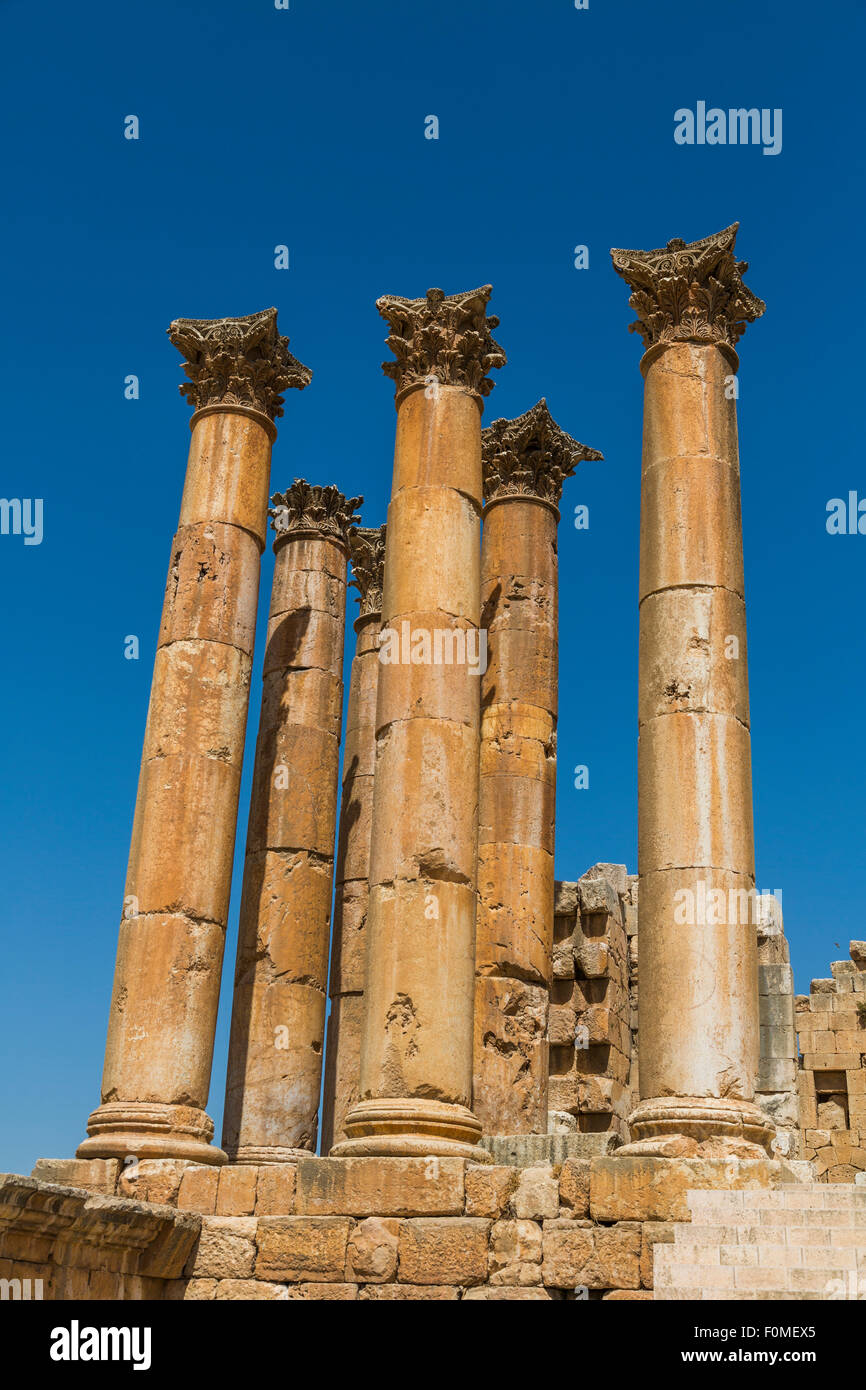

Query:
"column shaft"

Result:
[[474, 497, 557, 1133], [334, 284, 505, 1160], [472, 401, 600, 1135], [78, 309, 310, 1165], [223, 485, 359, 1161], [321, 612, 382, 1149], [611, 226, 772, 1154], [321, 525, 386, 1151], [637, 341, 760, 1128]]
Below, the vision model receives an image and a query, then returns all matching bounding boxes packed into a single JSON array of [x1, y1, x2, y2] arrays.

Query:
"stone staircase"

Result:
[[654, 1185, 866, 1299]]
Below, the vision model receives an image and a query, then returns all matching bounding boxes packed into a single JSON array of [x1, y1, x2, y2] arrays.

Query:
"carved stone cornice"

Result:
[[168, 308, 312, 421], [610, 224, 765, 351], [376, 286, 506, 403], [348, 524, 387, 617], [269, 480, 362, 549], [482, 399, 603, 509]]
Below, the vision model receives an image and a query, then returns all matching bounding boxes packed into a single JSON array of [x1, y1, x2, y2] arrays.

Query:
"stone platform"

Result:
[[0, 1152, 817, 1301]]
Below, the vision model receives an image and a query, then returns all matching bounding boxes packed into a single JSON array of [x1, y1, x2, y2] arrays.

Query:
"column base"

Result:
[[331, 1097, 493, 1163], [77, 1102, 226, 1166], [617, 1096, 774, 1159]]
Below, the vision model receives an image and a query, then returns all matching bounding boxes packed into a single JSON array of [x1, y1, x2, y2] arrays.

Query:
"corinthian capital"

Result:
[[376, 285, 506, 402], [348, 524, 387, 617], [482, 399, 602, 508], [168, 307, 312, 420], [269, 480, 362, 548], [610, 223, 765, 351]]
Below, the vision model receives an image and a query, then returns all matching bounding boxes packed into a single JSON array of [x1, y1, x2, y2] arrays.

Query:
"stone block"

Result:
[[294, 1156, 464, 1217], [760, 1024, 797, 1060], [512, 1165, 559, 1220], [463, 1286, 559, 1300], [758, 1057, 798, 1091], [553, 882, 580, 915], [488, 1219, 543, 1285], [578, 875, 619, 918], [118, 1159, 196, 1206], [360, 1283, 460, 1300], [582, 863, 629, 898], [805, 1053, 862, 1072], [761, 964, 794, 995], [549, 1003, 579, 1047], [186, 1218, 257, 1279], [590, 1157, 787, 1223], [255, 1165, 297, 1216], [397, 1218, 490, 1285], [552, 938, 575, 980], [285, 1282, 358, 1300], [177, 1166, 219, 1215], [559, 1159, 590, 1219], [256, 1217, 352, 1282], [542, 1219, 641, 1290], [574, 938, 610, 979], [178, 1278, 217, 1300], [346, 1217, 399, 1283], [214, 1279, 288, 1300], [464, 1165, 517, 1219], [759, 993, 795, 1028], [30, 1159, 119, 1195], [216, 1165, 258, 1216]]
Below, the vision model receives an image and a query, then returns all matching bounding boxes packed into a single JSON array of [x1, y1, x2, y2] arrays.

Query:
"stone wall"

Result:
[[796, 942, 866, 1181], [548, 867, 635, 1142]]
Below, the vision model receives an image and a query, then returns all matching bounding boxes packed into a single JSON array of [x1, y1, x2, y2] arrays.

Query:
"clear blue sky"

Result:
[[1, 0, 863, 1175]]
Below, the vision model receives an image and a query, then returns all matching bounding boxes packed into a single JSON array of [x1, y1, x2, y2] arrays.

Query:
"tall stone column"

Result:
[[610, 224, 773, 1155], [79, 310, 311, 1165], [222, 482, 361, 1162], [321, 525, 387, 1151], [474, 402, 601, 1135], [333, 286, 506, 1160]]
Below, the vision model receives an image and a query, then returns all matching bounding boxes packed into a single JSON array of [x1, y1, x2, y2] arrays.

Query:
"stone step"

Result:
[[686, 1185, 866, 1223], [656, 1182, 866, 1300]]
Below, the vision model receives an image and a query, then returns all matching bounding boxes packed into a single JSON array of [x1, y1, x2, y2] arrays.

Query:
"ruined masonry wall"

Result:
[[548, 867, 636, 1142], [796, 942, 866, 1181]]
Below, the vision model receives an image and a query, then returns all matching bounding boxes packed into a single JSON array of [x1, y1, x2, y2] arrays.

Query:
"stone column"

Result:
[[222, 482, 361, 1162], [473, 402, 601, 1135], [321, 525, 387, 1152], [79, 310, 311, 1165], [610, 224, 773, 1156], [333, 286, 506, 1160]]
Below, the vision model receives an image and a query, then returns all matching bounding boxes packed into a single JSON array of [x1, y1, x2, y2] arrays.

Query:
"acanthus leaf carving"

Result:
[[168, 307, 312, 420], [610, 224, 765, 351], [269, 480, 362, 548], [376, 285, 506, 401], [348, 524, 387, 617], [482, 399, 603, 508]]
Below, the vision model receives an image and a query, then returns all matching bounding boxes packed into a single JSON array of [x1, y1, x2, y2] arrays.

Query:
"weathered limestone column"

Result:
[[610, 225, 773, 1155], [334, 286, 506, 1160], [321, 525, 387, 1152], [474, 402, 601, 1135], [79, 310, 311, 1164], [222, 482, 361, 1162]]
